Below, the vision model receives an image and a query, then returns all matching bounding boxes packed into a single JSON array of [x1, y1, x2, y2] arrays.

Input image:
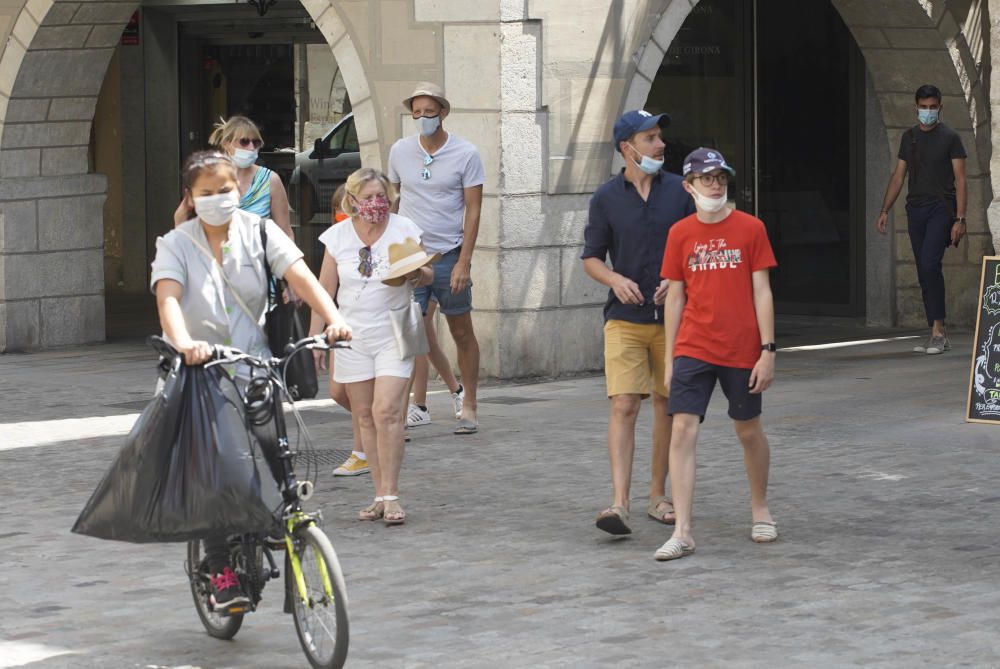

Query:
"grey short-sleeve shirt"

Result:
[[387, 133, 485, 254], [150, 209, 304, 357]]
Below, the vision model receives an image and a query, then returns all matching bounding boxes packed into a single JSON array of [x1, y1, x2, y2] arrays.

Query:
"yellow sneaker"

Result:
[[333, 453, 370, 476]]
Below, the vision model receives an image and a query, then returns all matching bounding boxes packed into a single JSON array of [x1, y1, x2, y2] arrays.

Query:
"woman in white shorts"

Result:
[[310, 168, 432, 524]]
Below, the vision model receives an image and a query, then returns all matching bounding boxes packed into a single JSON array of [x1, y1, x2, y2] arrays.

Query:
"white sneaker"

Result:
[[407, 403, 431, 427], [451, 384, 465, 419]]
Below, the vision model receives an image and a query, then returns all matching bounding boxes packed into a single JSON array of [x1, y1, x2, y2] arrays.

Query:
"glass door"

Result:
[[755, 0, 865, 314]]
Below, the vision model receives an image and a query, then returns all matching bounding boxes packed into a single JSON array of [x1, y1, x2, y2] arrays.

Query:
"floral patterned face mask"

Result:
[[354, 195, 390, 225]]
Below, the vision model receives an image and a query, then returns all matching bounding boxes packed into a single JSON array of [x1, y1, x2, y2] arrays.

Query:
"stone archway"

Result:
[[0, 0, 379, 351], [618, 0, 993, 327]]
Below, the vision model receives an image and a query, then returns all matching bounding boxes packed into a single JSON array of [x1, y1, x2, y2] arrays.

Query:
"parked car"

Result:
[[289, 113, 360, 272]]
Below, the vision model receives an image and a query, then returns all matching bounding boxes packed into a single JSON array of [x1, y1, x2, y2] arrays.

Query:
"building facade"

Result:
[[0, 0, 997, 379]]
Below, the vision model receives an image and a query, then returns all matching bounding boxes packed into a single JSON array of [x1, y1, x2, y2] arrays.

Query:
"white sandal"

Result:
[[751, 521, 778, 543], [382, 495, 406, 525], [654, 537, 695, 561]]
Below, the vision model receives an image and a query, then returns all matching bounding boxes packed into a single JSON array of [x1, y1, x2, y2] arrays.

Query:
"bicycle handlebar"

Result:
[[147, 334, 350, 369]]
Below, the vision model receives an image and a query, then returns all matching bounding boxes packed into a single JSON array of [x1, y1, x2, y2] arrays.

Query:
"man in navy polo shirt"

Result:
[[581, 109, 694, 536]]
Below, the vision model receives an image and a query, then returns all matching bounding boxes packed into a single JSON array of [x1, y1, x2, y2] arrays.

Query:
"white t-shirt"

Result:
[[387, 133, 486, 254], [318, 213, 424, 335]]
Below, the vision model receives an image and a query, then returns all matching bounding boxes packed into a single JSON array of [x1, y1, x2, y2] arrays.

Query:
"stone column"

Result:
[[988, 0, 1000, 251], [0, 0, 132, 350]]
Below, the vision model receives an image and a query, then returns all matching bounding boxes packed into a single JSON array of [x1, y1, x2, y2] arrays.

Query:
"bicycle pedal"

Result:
[[219, 602, 254, 616]]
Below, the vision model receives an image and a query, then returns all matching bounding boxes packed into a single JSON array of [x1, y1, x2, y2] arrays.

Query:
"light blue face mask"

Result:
[[918, 108, 940, 126], [417, 115, 441, 137], [628, 144, 664, 175]]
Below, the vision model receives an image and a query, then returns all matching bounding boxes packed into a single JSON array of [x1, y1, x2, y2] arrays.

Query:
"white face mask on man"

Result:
[[193, 191, 239, 227]]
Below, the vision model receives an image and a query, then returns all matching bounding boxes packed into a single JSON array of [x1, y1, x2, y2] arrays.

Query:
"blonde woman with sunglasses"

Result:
[[173, 116, 293, 239], [310, 167, 434, 525]]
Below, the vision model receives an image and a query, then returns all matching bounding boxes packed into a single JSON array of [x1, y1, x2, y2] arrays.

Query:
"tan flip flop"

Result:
[[454, 417, 479, 434], [595, 505, 631, 535], [647, 495, 676, 525]]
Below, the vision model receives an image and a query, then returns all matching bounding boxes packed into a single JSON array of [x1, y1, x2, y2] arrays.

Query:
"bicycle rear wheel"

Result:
[[289, 524, 349, 669], [187, 540, 244, 640]]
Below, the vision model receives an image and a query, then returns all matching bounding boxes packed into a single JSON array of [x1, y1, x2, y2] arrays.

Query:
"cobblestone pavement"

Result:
[[2, 325, 1000, 668]]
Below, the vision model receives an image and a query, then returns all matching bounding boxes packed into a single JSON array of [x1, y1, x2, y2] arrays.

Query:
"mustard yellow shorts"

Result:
[[603, 319, 667, 398]]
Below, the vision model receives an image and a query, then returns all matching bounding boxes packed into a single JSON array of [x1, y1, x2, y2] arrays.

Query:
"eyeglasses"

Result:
[[358, 246, 373, 278], [695, 173, 730, 187], [238, 137, 264, 149]]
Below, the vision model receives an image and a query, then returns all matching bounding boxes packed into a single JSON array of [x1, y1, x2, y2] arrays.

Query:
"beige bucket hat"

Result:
[[381, 237, 440, 286], [402, 82, 450, 112]]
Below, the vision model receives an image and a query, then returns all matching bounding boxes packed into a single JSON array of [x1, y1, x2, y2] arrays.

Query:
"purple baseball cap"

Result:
[[613, 110, 671, 148], [682, 147, 736, 177]]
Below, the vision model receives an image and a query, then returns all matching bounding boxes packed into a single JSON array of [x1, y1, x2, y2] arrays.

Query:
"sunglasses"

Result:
[[358, 246, 373, 278], [237, 137, 264, 149]]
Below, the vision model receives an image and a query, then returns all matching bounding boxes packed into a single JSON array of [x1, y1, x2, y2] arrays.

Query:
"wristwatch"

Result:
[[955, 217, 967, 225], [761, 343, 777, 352]]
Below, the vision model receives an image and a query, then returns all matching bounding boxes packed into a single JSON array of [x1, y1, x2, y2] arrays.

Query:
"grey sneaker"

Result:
[[925, 336, 950, 355], [913, 336, 932, 353], [451, 384, 465, 419]]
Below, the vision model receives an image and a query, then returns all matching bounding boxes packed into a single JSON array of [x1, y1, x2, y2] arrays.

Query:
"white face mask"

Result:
[[417, 115, 441, 137], [193, 191, 239, 227], [232, 148, 258, 169], [691, 188, 728, 214]]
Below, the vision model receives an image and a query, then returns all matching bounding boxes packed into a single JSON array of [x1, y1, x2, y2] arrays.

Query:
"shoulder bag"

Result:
[[389, 297, 430, 360], [259, 221, 318, 400]]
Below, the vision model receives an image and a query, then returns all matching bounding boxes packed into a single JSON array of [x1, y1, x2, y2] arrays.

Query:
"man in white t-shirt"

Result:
[[388, 82, 486, 434]]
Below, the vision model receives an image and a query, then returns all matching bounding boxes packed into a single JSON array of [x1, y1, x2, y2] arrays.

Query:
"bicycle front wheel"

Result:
[[289, 524, 349, 669]]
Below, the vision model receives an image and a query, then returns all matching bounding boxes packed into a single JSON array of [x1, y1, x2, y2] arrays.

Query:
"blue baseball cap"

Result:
[[613, 110, 671, 148], [682, 147, 736, 177]]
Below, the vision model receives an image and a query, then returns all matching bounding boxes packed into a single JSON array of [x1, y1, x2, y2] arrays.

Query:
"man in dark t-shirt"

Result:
[[876, 84, 967, 355]]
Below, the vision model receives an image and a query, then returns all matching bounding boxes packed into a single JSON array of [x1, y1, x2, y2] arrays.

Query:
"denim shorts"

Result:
[[414, 247, 473, 316], [668, 356, 762, 421]]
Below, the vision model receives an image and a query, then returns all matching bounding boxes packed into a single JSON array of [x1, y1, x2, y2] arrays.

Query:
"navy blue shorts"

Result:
[[668, 356, 762, 421]]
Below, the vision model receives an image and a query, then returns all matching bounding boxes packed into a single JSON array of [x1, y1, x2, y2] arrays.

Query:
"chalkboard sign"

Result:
[[967, 256, 1000, 423]]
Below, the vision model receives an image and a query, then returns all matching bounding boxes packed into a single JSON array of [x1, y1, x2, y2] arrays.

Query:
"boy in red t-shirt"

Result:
[[656, 148, 778, 561]]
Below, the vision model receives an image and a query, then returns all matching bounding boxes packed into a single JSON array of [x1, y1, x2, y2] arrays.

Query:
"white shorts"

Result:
[[333, 326, 413, 383]]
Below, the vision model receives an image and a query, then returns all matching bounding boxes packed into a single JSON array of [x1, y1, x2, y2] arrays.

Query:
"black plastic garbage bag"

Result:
[[72, 360, 282, 543]]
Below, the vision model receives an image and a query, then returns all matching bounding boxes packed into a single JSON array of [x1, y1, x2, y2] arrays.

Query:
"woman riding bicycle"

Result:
[[150, 150, 351, 609]]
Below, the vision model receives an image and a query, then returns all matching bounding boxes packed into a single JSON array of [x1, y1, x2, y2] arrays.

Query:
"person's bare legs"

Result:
[[667, 413, 700, 547], [331, 378, 363, 455], [649, 393, 673, 514], [371, 375, 410, 521], [345, 381, 378, 507], [411, 301, 460, 408], [734, 417, 773, 525], [445, 311, 479, 424], [607, 394, 641, 509]]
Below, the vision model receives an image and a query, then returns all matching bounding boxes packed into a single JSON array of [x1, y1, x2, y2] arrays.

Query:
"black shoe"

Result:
[[210, 566, 249, 608]]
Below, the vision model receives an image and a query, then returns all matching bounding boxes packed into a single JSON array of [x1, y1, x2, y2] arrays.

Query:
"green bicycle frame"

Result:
[[285, 514, 335, 606]]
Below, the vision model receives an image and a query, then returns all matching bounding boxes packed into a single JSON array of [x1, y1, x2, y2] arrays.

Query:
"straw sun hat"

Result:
[[381, 237, 439, 286]]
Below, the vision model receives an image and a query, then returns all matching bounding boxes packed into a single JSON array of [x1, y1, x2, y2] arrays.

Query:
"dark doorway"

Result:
[[648, 0, 866, 316]]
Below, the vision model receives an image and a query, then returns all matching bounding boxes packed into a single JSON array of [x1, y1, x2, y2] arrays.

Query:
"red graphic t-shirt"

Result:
[[660, 209, 777, 369]]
